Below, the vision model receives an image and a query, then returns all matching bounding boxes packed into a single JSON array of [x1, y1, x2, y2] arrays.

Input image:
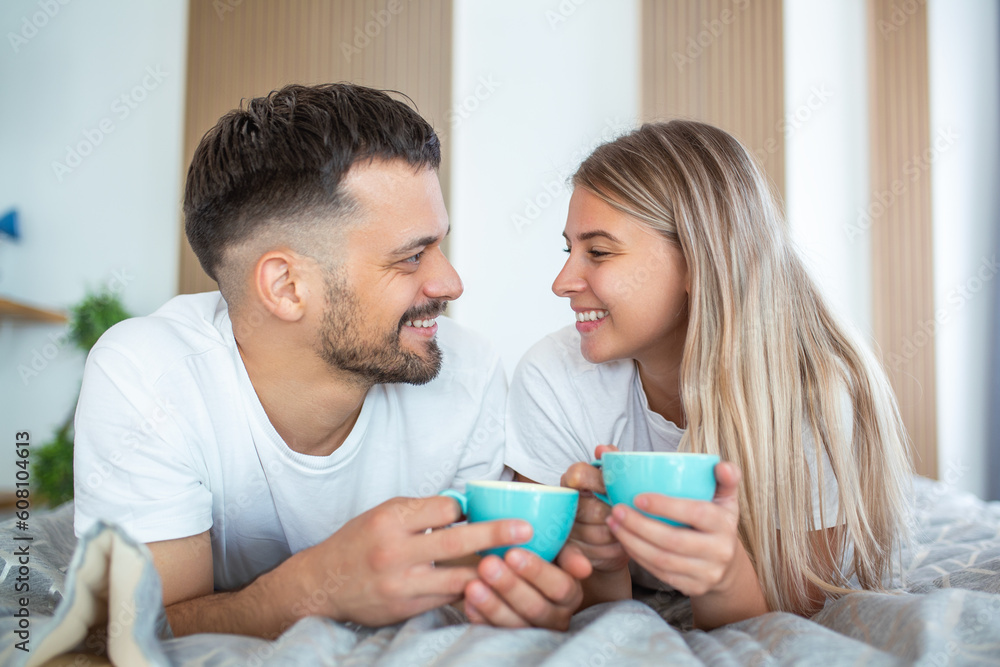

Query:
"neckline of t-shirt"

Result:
[[631, 362, 686, 438], [219, 304, 374, 473]]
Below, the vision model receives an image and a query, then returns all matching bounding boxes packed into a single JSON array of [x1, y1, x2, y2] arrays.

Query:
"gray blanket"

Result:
[[2, 476, 999, 666]]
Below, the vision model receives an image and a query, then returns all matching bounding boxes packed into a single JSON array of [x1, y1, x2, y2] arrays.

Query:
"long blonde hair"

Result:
[[573, 120, 912, 614]]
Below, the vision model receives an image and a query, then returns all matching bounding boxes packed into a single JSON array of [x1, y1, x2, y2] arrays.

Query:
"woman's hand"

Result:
[[559, 445, 633, 607], [560, 445, 629, 574], [606, 461, 742, 598]]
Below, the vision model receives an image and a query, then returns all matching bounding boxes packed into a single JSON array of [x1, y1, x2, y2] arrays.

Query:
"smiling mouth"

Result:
[[403, 318, 437, 328], [400, 302, 447, 333], [575, 310, 609, 322]]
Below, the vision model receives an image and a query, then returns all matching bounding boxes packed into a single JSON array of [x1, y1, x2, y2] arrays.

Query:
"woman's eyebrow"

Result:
[[564, 230, 624, 244]]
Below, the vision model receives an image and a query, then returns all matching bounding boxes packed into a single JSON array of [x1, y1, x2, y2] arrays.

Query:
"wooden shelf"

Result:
[[0, 491, 16, 508], [0, 297, 67, 323]]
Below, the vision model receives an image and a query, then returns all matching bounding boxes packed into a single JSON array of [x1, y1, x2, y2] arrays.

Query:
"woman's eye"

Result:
[[563, 246, 610, 258]]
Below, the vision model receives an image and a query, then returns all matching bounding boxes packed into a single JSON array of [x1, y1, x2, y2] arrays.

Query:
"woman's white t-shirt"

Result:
[[505, 325, 841, 529]]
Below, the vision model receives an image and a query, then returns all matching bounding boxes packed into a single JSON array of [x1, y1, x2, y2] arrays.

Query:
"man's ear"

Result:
[[253, 250, 310, 322]]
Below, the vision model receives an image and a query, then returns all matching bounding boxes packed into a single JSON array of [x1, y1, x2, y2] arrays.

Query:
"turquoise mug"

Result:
[[441, 481, 579, 562], [591, 452, 720, 527]]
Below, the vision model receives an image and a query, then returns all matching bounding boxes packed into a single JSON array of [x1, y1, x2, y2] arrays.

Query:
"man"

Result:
[[73, 83, 590, 638]]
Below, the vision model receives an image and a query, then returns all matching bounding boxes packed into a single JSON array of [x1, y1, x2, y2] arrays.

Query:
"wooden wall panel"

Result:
[[641, 0, 785, 199], [868, 0, 937, 478], [179, 0, 453, 294]]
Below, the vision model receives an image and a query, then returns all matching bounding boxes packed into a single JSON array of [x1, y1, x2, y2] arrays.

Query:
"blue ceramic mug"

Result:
[[591, 452, 720, 527], [441, 481, 579, 562]]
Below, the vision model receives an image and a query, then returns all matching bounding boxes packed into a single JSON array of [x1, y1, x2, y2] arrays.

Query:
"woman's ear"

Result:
[[253, 250, 309, 322]]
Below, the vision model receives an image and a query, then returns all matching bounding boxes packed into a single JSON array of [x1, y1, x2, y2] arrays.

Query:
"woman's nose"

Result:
[[552, 257, 586, 298]]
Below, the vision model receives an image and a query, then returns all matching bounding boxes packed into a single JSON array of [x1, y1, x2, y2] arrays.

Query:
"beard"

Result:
[[317, 271, 444, 386]]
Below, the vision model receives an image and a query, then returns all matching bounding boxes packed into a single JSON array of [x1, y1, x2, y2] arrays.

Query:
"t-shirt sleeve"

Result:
[[803, 388, 854, 529], [504, 346, 593, 486], [804, 427, 841, 529], [73, 344, 213, 543], [451, 353, 508, 488]]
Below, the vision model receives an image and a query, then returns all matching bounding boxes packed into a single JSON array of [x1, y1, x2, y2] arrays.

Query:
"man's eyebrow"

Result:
[[562, 230, 624, 244], [391, 225, 451, 255]]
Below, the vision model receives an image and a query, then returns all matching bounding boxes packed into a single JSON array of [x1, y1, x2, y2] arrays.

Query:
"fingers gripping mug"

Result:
[[591, 452, 720, 527], [441, 481, 579, 562]]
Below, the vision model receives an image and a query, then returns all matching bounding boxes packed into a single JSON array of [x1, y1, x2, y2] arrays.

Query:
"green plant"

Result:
[[32, 419, 75, 506], [69, 291, 133, 352], [32, 289, 133, 506]]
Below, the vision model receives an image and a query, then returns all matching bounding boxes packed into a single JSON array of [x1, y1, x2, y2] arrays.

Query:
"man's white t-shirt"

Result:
[[74, 292, 506, 591], [505, 325, 841, 529]]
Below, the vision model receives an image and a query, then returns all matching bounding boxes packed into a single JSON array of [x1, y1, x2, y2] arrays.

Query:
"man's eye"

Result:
[[403, 252, 424, 264]]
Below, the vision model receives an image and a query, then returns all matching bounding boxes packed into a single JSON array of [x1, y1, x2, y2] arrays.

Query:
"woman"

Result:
[[503, 120, 913, 630]]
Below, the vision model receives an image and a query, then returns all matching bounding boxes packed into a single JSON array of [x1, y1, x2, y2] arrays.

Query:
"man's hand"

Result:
[[154, 495, 532, 638], [463, 544, 591, 631], [293, 495, 533, 627]]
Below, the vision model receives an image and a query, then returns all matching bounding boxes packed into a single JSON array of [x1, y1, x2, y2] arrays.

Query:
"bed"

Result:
[[2, 475, 999, 666]]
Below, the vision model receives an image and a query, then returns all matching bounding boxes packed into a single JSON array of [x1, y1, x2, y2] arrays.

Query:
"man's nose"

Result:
[[425, 248, 464, 301]]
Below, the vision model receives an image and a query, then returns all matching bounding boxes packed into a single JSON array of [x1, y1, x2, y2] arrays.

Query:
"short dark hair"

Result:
[[183, 83, 441, 282]]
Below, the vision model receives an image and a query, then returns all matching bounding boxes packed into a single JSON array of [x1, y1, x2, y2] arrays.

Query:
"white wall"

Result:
[[0, 0, 188, 492], [786, 0, 999, 499], [928, 0, 1000, 499], [783, 0, 871, 336], [449, 0, 640, 377]]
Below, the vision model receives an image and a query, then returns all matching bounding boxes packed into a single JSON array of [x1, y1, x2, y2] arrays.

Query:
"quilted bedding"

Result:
[[1, 476, 998, 666]]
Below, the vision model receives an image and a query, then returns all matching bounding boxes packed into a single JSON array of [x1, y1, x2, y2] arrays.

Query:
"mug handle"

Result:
[[588, 460, 612, 506], [440, 488, 468, 515]]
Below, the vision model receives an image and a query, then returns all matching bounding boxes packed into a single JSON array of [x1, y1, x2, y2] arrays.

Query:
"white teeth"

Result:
[[576, 310, 609, 322], [406, 318, 436, 328]]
